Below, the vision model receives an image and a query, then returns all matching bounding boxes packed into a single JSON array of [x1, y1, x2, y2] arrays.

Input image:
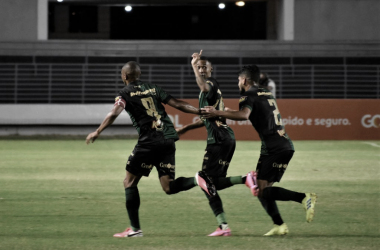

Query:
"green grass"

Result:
[[0, 139, 379, 250]]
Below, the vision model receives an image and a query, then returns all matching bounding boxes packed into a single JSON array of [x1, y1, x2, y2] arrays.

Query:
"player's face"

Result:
[[238, 75, 246, 95], [197, 60, 212, 79]]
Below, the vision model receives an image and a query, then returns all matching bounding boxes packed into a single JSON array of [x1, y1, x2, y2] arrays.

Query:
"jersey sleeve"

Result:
[[239, 95, 254, 111], [205, 78, 218, 105], [114, 96, 126, 109], [154, 84, 173, 104]]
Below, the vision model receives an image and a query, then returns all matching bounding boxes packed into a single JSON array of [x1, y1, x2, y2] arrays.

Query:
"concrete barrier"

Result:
[[1, 99, 379, 140], [0, 104, 135, 137], [0, 104, 132, 125]]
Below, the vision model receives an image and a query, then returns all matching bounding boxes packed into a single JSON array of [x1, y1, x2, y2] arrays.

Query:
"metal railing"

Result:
[[0, 63, 379, 103]]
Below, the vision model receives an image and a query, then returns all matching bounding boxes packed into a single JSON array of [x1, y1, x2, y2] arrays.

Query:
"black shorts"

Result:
[[202, 139, 236, 178], [126, 139, 176, 179], [256, 150, 294, 183]]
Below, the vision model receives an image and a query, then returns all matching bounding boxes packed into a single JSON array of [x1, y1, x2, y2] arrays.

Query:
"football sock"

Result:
[[216, 213, 227, 226], [168, 177, 196, 194], [214, 176, 243, 191], [242, 175, 247, 183], [262, 187, 305, 203], [207, 193, 225, 218], [259, 197, 284, 226], [125, 187, 140, 231], [230, 176, 244, 185]]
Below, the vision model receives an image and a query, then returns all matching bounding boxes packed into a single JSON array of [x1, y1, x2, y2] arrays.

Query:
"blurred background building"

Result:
[[0, 0, 379, 136]]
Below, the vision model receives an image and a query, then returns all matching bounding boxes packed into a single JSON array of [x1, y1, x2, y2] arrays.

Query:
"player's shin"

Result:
[[125, 187, 141, 231], [167, 177, 196, 194]]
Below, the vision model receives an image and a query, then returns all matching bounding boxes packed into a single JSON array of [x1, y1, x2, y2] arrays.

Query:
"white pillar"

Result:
[[279, 0, 294, 40], [37, 0, 48, 40]]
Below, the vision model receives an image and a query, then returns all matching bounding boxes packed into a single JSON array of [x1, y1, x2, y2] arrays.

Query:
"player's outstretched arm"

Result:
[[201, 106, 251, 121], [224, 107, 236, 112], [167, 97, 200, 115], [191, 50, 210, 93], [176, 119, 204, 136], [86, 105, 124, 144]]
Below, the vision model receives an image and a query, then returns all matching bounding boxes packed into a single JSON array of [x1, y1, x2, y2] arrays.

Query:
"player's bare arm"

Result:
[[167, 97, 200, 115], [176, 119, 205, 136], [224, 107, 236, 112], [191, 50, 210, 93], [86, 105, 124, 144], [201, 106, 251, 121]]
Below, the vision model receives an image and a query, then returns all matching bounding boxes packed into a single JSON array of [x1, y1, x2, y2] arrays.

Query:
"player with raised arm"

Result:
[[201, 65, 317, 236], [176, 51, 257, 236], [86, 61, 216, 237]]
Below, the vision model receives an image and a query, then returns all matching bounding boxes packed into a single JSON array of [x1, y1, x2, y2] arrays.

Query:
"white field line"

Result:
[[362, 142, 380, 148]]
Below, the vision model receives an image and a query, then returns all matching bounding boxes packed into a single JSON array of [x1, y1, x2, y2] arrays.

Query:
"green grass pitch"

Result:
[[0, 139, 379, 250]]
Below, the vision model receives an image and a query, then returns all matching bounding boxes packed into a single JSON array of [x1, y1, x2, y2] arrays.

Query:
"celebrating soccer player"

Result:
[[201, 65, 317, 236]]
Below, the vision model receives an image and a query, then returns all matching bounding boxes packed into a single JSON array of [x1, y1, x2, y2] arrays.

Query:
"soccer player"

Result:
[[201, 65, 317, 236], [176, 51, 254, 237], [86, 61, 216, 237], [259, 72, 276, 98]]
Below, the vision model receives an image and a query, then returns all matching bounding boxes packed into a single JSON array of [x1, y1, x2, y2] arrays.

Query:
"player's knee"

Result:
[[123, 178, 132, 188]]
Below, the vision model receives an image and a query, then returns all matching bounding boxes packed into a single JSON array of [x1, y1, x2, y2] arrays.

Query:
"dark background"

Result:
[[49, 2, 267, 39]]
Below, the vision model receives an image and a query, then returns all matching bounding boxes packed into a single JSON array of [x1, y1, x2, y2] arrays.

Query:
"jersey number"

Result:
[[268, 99, 283, 126], [141, 97, 161, 120]]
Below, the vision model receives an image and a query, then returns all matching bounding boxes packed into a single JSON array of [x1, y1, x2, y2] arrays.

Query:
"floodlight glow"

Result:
[[125, 5, 132, 12], [218, 3, 225, 9], [235, 1, 245, 7], [57, 0, 63, 2]]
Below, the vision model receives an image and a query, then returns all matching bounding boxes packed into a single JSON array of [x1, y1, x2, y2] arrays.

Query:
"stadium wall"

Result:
[[1, 99, 379, 140], [294, 0, 380, 41], [0, 0, 48, 41]]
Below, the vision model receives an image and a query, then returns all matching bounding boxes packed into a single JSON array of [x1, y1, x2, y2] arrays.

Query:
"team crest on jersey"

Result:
[[239, 96, 247, 103]]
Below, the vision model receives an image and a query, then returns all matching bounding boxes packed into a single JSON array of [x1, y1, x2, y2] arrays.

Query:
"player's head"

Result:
[[121, 61, 141, 85], [259, 72, 269, 86], [237, 65, 260, 95], [197, 56, 213, 79]]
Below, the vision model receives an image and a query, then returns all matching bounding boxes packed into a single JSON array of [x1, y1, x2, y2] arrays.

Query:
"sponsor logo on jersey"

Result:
[[257, 92, 272, 96], [218, 159, 230, 167], [130, 88, 156, 97], [361, 114, 380, 128], [141, 163, 154, 169], [239, 96, 247, 103], [272, 163, 288, 169], [159, 162, 175, 171]]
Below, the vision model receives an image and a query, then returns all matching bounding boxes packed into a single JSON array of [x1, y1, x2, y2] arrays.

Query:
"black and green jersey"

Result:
[[239, 86, 294, 155], [116, 80, 178, 144], [199, 77, 235, 144]]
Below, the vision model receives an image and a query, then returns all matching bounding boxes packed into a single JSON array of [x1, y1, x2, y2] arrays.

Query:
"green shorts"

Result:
[[126, 139, 176, 179], [202, 139, 236, 178], [256, 150, 294, 183]]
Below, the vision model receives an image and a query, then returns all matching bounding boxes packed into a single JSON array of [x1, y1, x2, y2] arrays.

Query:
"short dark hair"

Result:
[[199, 56, 212, 65], [238, 65, 260, 83]]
